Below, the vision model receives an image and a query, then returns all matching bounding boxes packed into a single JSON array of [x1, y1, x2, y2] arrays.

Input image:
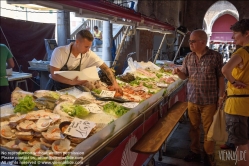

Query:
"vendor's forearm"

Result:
[[106, 69, 117, 85], [100, 64, 117, 85], [51, 74, 73, 85]]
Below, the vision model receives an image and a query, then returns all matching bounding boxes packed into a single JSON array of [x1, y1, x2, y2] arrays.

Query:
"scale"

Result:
[[44, 39, 58, 61]]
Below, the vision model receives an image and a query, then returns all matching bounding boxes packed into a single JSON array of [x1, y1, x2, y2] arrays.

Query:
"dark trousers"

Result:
[[0, 85, 11, 105], [45, 78, 72, 91]]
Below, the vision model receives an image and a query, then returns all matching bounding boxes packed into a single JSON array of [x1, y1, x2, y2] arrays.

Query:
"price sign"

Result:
[[135, 86, 148, 92], [100, 90, 116, 98], [83, 104, 102, 113], [64, 118, 96, 138], [121, 102, 139, 109], [157, 83, 168, 88]]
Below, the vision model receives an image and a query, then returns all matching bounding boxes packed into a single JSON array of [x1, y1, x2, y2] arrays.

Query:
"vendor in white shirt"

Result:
[[46, 29, 122, 94]]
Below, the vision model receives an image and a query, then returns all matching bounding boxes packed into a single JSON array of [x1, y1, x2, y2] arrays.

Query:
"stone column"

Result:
[[57, 11, 70, 46], [102, 21, 113, 67], [207, 32, 211, 47]]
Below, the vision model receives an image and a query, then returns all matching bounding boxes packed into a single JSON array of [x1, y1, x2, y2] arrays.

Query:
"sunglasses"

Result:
[[188, 40, 202, 44]]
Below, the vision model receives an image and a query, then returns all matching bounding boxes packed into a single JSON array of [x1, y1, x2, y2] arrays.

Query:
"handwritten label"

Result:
[[121, 102, 139, 109], [100, 90, 116, 98], [157, 83, 168, 88], [83, 104, 102, 113], [134, 86, 148, 92], [64, 118, 96, 138]]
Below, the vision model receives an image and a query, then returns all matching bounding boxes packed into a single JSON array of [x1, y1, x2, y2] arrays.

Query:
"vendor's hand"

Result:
[[232, 80, 247, 89], [71, 76, 88, 86], [109, 83, 123, 96]]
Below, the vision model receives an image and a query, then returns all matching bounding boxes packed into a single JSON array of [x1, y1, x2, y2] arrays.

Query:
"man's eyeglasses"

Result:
[[188, 40, 201, 44]]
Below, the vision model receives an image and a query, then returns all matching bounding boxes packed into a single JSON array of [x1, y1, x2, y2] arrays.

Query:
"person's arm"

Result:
[[4, 45, 15, 69], [99, 63, 123, 94], [218, 76, 225, 97], [99, 63, 117, 85], [50, 66, 88, 86], [173, 68, 188, 80], [216, 53, 225, 98], [173, 55, 188, 80], [6, 58, 14, 69], [222, 54, 247, 88]]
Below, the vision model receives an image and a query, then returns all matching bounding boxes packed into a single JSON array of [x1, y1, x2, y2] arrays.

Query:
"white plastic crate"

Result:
[[28, 61, 50, 69]]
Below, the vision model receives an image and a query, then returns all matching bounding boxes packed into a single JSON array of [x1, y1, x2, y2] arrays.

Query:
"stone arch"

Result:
[[209, 10, 239, 33], [203, 1, 239, 45], [203, 19, 208, 31], [203, 1, 239, 33]]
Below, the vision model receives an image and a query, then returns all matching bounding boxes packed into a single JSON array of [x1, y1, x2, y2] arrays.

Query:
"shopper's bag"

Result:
[[207, 102, 228, 142]]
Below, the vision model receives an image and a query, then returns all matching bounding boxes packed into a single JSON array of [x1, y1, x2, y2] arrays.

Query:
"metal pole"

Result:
[[102, 20, 113, 67], [26, 8, 28, 21], [112, 26, 130, 68], [153, 33, 166, 64], [173, 34, 186, 62]]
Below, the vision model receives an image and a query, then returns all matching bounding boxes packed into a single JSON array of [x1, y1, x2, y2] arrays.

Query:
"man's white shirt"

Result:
[[49, 43, 104, 78], [50, 42, 104, 70]]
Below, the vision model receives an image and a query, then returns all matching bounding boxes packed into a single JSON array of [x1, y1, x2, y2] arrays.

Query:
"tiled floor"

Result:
[[148, 120, 236, 166], [154, 145, 236, 166]]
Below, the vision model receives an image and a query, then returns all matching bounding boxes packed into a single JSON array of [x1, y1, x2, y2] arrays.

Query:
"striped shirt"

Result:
[[181, 47, 223, 105]]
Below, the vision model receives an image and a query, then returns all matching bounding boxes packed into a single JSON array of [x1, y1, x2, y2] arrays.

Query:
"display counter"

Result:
[[67, 80, 187, 165], [0, 76, 187, 166]]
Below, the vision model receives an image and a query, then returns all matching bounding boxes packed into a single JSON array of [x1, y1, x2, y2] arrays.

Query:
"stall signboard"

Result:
[[83, 103, 103, 113], [100, 90, 116, 98], [64, 118, 96, 138], [121, 102, 139, 109]]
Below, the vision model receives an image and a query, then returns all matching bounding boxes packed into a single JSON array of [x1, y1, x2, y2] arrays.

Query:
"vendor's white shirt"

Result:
[[50, 43, 104, 72]]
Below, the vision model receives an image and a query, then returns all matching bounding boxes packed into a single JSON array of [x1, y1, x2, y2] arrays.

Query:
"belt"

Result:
[[227, 94, 249, 98]]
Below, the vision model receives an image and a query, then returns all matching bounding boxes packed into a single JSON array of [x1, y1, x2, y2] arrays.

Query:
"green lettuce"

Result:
[[61, 104, 89, 118], [156, 73, 163, 78], [49, 91, 60, 100], [103, 102, 129, 117], [75, 105, 89, 118], [92, 89, 102, 94], [14, 96, 35, 114], [143, 83, 153, 88]]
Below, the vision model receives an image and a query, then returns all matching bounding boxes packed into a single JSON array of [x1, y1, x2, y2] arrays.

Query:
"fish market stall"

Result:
[[0, 61, 187, 166]]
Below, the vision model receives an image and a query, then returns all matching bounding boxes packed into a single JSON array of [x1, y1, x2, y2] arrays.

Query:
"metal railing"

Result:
[[70, 19, 103, 39], [70, 19, 134, 55], [86, 19, 103, 33], [113, 26, 134, 54]]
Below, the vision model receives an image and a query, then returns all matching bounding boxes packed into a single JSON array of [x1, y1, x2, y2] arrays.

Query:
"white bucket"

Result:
[[6, 68, 13, 76]]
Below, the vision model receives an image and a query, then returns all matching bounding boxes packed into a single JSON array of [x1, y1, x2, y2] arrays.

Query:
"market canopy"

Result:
[[7, 0, 175, 31]]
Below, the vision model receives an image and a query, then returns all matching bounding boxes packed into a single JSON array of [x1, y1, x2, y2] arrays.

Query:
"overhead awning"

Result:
[[7, 0, 175, 31], [52, 0, 175, 30], [210, 32, 233, 43]]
